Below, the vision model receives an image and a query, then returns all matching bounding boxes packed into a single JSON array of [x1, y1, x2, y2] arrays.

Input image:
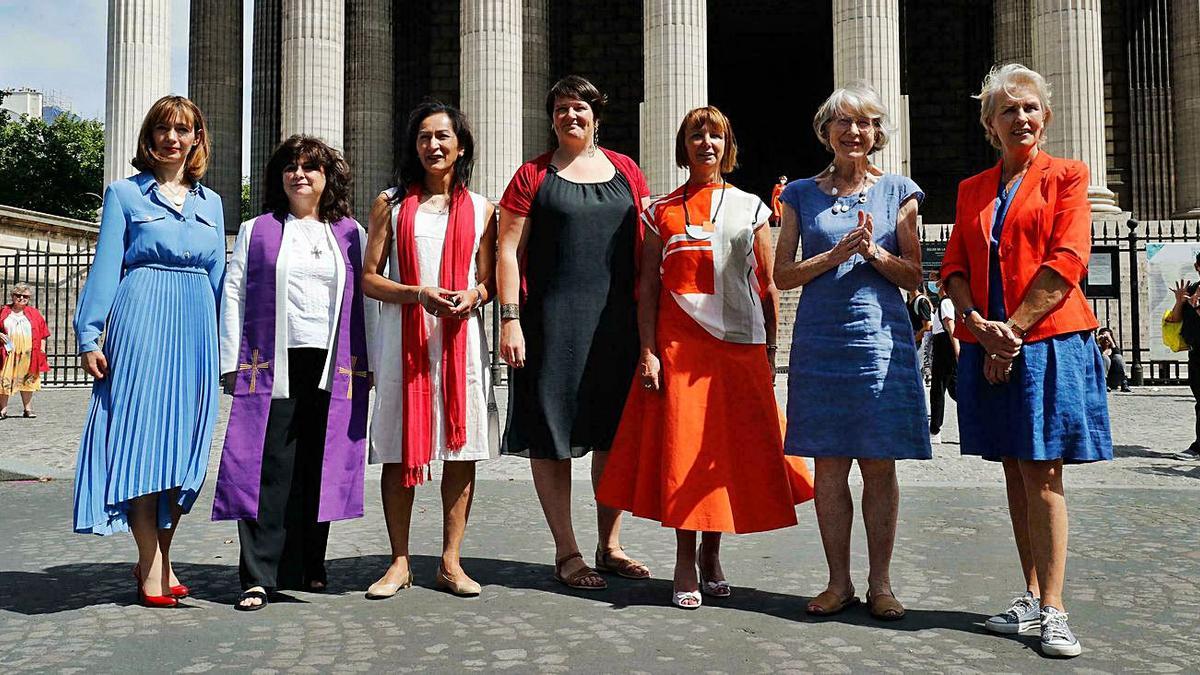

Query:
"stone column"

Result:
[[641, 0, 707, 196], [460, 0, 522, 200], [281, 0, 345, 150], [832, 0, 905, 175], [189, 0, 242, 232], [994, 0, 1033, 67], [1128, 0, 1175, 220], [345, 0, 394, 215], [1173, 0, 1200, 217], [1033, 0, 1120, 212], [522, 0, 551, 159], [104, 0, 172, 186], [250, 0, 281, 211]]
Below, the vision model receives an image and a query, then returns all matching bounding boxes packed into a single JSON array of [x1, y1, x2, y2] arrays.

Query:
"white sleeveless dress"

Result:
[[369, 189, 496, 463]]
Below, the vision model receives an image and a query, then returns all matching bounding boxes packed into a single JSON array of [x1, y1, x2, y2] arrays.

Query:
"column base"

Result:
[[1087, 186, 1122, 214], [1172, 207, 1200, 219]]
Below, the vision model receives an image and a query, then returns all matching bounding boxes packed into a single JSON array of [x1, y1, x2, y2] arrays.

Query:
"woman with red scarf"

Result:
[[0, 283, 50, 418], [363, 102, 497, 600]]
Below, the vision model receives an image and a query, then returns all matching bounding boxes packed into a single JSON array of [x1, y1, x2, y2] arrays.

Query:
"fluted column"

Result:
[[522, 0, 551, 159], [1173, 0, 1200, 217], [641, 0, 707, 195], [345, 0, 394, 215], [1128, 0, 1175, 220], [251, 0, 281, 210], [104, 0, 172, 186], [189, 0, 242, 232], [460, 0, 522, 200], [832, 0, 905, 175], [994, 0, 1033, 66], [1033, 0, 1120, 212], [281, 0, 345, 150]]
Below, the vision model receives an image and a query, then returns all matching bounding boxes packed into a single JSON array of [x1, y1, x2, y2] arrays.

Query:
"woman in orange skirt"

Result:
[[597, 106, 814, 610]]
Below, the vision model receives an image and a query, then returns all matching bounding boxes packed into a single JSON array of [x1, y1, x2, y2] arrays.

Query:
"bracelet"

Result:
[[500, 303, 520, 320]]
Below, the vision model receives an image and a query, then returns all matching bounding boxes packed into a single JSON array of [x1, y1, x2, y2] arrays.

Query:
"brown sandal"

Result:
[[806, 588, 860, 616], [554, 552, 607, 590], [594, 546, 651, 579], [867, 590, 906, 621]]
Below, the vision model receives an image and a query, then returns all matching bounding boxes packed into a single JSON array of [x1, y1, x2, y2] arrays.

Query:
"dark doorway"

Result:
[[707, 1, 833, 204]]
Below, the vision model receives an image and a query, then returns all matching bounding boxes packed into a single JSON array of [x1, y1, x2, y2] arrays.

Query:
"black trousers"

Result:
[[239, 348, 332, 591], [929, 332, 957, 435], [1190, 350, 1200, 449]]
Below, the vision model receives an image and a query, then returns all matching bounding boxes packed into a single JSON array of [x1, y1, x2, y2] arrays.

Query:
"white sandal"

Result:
[[700, 577, 731, 598], [672, 589, 702, 609]]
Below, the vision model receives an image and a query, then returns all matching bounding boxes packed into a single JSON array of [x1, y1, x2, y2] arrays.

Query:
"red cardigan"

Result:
[[0, 304, 50, 373], [940, 150, 1099, 343]]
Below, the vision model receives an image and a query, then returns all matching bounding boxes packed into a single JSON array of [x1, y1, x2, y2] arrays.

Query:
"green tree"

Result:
[[241, 176, 252, 223], [0, 97, 104, 221]]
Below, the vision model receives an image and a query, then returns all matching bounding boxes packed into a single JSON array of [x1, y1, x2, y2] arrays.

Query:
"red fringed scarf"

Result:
[[396, 184, 476, 487]]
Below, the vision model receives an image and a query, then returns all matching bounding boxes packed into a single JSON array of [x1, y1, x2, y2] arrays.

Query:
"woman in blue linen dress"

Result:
[[73, 96, 225, 608], [775, 85, 930, 622]]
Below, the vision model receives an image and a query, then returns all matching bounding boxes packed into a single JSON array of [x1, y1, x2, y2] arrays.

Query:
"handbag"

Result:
[[1163, 309, 1188, 353]]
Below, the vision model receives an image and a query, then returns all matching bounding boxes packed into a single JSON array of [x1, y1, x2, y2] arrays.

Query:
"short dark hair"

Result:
[[392, 101, 475, 201], [261, 135, 353, 223], [544, 75, 607, 122]]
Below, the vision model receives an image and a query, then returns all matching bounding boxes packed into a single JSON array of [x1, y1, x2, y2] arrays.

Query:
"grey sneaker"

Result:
[[985, 591, 1040, 634], [1040, 606, 1082, 657]]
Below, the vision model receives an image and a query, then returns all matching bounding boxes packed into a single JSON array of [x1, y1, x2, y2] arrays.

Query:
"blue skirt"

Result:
[[957, 331, 1112, 463], [73, 266, 219, 535]]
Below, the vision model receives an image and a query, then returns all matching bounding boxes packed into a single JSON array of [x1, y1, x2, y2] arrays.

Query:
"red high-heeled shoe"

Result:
[[131, 564, 179, 608], [132, 564, 188, 597]]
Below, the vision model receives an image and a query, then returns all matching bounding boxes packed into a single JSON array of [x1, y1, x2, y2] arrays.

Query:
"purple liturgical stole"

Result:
[[212, 213, 369, 523]]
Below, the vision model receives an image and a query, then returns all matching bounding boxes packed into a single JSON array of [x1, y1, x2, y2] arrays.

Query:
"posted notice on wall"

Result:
[[1147, 242, 1200, 360]]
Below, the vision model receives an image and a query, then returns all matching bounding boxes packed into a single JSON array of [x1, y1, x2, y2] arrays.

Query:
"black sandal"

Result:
[[22, 410, 35, 419], [234, 589, 269, 611]]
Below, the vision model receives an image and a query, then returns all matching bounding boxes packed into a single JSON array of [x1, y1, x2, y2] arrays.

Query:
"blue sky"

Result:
[[0, 0, 254, 175]]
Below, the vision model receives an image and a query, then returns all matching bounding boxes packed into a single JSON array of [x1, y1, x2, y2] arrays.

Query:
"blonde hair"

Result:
[[812, 84, 893, 155], [675, 106, 739, 173], [10, 283, 31, 296], [131, 95, 211, 183], [973, 63, 1053, 149]]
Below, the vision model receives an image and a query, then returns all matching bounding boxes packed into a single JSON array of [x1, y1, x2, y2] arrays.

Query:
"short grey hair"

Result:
[[973, 63, 1053, 149], [812, 83, 893, 155]]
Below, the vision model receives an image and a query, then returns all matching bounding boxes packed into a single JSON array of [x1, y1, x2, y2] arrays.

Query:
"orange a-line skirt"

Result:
[[596, 293, 814, 534]]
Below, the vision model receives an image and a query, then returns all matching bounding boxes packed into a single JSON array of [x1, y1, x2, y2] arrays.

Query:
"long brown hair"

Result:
[[261, 135, 354, 223], [131, 95, 211, 183]]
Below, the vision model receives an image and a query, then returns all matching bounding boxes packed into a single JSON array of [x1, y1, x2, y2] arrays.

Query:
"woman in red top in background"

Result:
[[941, 63, 1112, 659], [0, 282, 50, 418]]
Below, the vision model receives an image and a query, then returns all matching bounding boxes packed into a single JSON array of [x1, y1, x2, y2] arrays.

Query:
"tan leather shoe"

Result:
[[435, 565, 481, 596], [365, 570, 412, 600]]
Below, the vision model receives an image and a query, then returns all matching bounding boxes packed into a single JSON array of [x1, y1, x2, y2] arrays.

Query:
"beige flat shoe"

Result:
[[436, 565, 481, 596], [365, 570, 412, 600]]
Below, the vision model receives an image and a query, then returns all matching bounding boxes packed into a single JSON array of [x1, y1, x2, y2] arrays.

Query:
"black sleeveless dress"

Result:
[[501, 167, 639, 459]]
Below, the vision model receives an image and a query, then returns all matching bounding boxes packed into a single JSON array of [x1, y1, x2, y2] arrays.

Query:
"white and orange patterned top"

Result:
[[643, 182, 771, 344]]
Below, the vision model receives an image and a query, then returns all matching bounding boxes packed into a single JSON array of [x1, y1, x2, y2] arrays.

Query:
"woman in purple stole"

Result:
[[213, 136, 375, 611]]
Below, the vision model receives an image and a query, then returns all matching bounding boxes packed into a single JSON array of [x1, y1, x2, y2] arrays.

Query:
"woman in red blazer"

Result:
[[0, 283, 50, 418], [940, 64, 1112, 659]]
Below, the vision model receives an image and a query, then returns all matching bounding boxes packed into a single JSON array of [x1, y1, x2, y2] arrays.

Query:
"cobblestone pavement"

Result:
[[4, 383, 1199, 488], [2, 382, 1198, 672]]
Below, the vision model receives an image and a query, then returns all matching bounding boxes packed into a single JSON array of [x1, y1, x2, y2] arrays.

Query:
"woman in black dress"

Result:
[[497, 75, 651, 589]]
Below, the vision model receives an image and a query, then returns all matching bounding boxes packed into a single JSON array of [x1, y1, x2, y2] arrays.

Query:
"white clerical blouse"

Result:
[[219, 215, 378, 399]]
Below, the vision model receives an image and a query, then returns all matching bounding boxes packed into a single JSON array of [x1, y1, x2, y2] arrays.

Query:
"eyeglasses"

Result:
[[832, 116, 877, 131]]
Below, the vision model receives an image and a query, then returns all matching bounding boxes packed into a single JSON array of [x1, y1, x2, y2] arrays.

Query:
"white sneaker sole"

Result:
[[1041, 641, 1082, 657], [985, 617, 1040, 634]]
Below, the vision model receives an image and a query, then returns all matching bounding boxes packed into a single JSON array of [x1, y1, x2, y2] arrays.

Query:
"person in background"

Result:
[[770, 175, 788, 226], [0, 283, 50, 419], [929, 283, 958, 444], [1166, 260, 1200, 457], [907, 287, 933, 345], [1095, 327, 1130, 393]]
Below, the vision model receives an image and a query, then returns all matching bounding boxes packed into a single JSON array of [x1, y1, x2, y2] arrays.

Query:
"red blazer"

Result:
[[0, 304, 50, 373], [940, 150, 1098, 344]]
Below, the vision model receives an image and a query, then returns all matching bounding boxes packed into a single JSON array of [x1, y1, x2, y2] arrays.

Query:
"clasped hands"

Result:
[[418, 286, 480, 319], [970, 319, 1023, 385], [829, 210, 879, 264]]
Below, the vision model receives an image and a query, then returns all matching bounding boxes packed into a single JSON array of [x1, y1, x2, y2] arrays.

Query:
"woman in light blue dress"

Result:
[[775, 85, 929, 622], [73, 96, 225, 608]]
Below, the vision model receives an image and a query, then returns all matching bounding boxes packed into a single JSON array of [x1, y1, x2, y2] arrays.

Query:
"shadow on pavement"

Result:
[[1114, 444, 1178, 459], [1130, 464, 1200, 479]]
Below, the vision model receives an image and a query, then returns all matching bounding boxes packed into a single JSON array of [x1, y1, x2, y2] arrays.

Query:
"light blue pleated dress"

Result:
[[957, 177, 1113, 463], [73, 171, 225, 535], [781, 174, 932, 460]]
